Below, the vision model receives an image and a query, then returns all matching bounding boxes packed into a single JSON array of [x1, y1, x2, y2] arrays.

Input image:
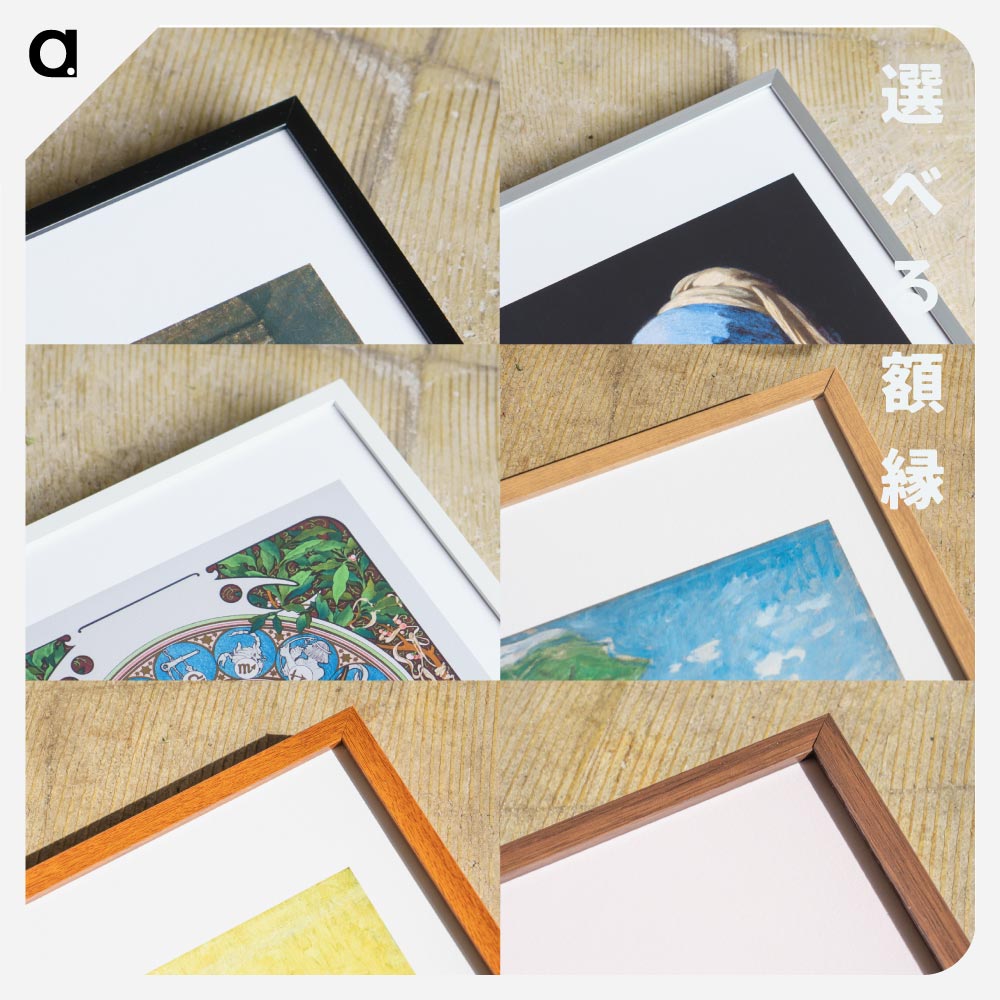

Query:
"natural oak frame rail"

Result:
[[500, 714, 969, 971], [26, 707, 500, 975], [500, 367, 974, 678]]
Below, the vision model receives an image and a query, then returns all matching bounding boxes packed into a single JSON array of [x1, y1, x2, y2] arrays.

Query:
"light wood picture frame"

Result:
[[501, 367, 973, 680], [27, 707, 500, 975], [501, 714, 968, 972]]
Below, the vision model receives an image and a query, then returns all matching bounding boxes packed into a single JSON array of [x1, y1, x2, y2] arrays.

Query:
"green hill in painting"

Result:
[[501, 633, 649, 680]]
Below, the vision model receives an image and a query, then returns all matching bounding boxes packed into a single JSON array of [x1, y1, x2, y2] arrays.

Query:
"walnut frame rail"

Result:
[[500, 366, 974, 679], [26, 707, 500, 975], [500, 714, 968, 972]]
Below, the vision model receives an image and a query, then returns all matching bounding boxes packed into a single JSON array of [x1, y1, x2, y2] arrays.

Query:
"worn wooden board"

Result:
[[500, 344, 973, 622], [26, 344, 499, 576], [26, 28, 499, 343], [498, 681, 974, 938], [500, 27, 973, 338], [25, 682, 499, 921]]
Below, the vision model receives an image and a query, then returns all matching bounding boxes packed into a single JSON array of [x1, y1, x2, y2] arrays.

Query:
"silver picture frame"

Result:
[[501, 69, 971, 346]]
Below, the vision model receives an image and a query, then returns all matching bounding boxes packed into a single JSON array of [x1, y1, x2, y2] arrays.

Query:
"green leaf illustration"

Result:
[[331, 562, 350, 603], [259, 539, 281, 573]]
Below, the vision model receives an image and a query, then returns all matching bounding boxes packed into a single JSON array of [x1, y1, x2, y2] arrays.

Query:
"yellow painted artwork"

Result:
[[151, 867, 413, 975]]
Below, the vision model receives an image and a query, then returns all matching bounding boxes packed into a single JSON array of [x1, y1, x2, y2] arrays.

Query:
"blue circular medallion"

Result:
[[214, 627, 277, 679], [277, 633, 339, 680], [154, 641, 217, 681]]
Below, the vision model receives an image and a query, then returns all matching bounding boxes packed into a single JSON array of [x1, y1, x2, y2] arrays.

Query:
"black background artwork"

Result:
[[500, 175, 909, 344]]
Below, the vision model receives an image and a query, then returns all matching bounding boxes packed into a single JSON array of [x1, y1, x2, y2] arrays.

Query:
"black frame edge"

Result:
[[26, 97, 463, 345]]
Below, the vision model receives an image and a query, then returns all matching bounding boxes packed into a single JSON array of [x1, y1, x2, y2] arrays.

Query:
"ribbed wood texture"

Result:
[[25, 683, 499, 920], [500, 344, 973, 621], [26, 28, 499, 343], [501, 27, 973, 336], [26, 344, 499, 575], [498, 681, 973, 937]]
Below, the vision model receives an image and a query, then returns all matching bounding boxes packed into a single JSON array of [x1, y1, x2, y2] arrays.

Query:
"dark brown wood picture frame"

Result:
[[501, 714, 968, 971], [27, 707, 500, 974]]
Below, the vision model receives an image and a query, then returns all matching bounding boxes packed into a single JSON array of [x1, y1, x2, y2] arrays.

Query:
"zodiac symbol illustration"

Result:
[[279, 637, 332, 680], [217, 630, 268, 679], [158, 648, 209, 681]]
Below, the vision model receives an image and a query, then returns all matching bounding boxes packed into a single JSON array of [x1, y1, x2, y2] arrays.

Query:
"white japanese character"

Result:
[[882, 63, 943, 124], [894, 260, 939, 312], [884, 168, 943, 215], [882, 352, 944, 413], [881, 448, 944, 510]]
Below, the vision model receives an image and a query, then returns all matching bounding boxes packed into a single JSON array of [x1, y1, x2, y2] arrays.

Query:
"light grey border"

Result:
[[500, 69, 971, 346]]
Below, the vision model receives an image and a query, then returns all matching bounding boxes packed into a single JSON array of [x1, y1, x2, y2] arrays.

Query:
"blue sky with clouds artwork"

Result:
[[500, 521, 902, 681]]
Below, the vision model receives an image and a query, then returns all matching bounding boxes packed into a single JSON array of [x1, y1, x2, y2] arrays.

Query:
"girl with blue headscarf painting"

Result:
[[633, 267, 842, 345]]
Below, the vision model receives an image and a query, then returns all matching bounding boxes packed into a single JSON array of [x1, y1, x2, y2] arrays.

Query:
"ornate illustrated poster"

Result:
[[27, 486, 458, 681]]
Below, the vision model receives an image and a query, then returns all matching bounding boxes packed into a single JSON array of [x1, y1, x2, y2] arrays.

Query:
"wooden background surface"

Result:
[[26, 28, 499, 343], [499, 681, 974, 937], [500, 345, 974, 622], [26, 683, 499, 920], [26, 344, 499, 575], [501, 27, 974, 338]]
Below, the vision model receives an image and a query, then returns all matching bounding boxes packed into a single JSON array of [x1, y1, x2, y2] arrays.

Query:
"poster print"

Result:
[[139, 264, 362, 345], [501, 521, 902, 681], [152, 868, 413, 975], [500, 176, 909, 345], [27, 505, 455, 682]]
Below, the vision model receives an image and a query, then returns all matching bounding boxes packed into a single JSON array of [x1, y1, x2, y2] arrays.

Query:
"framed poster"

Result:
[[500, 715, 968, 974], [500, 71, 970, 346], [27, 381, 499, 681], [500, 368, 972, 681], [26, 709, 499, 975], [27, 98, 462, 345]]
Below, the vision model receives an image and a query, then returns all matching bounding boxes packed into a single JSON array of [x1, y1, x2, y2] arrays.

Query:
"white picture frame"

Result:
[[27, 380, 499, 681]]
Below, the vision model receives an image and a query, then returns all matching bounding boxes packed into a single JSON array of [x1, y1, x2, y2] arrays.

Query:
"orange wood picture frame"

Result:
[[26, 707, 500, 975], [501, 714, 968, 971], [500, 367, 973, 679]]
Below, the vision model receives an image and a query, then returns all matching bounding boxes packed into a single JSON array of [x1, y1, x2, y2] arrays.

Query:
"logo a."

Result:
[[29, 29, 77, 77]]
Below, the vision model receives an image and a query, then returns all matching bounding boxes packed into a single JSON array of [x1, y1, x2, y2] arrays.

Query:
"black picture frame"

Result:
[[26, 97, 463, 345]]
